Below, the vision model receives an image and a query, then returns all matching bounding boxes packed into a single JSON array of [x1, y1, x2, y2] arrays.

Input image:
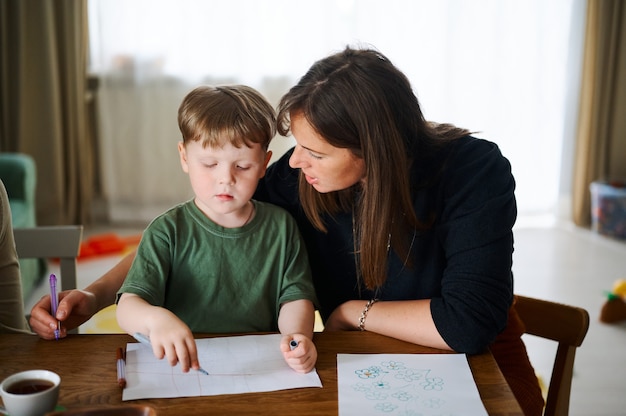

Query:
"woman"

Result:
[[30, 46, 543, 415], [257, 47, 543, 415], [0, 179, 31, 334]]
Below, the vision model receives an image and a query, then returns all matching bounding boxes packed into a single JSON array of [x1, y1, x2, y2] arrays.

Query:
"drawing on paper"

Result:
[[351, 360, 445, 413], [337, 354, 487, 416]]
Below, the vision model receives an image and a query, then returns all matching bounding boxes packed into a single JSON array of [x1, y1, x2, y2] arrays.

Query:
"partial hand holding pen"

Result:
[[49, 274, 61, 340], [281, 334, 317, 374], [133, 332, 209, 375]]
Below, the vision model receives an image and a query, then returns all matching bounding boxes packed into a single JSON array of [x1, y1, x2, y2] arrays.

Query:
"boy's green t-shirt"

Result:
[[117, 200, 317, 333]]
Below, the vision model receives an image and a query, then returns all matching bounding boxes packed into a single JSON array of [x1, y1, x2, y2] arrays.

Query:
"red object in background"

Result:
[[77, 233, 142, 260]]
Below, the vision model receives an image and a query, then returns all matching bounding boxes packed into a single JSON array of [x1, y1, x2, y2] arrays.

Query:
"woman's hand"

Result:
[[29, 251, 135, 339], [29, 289, 98, 339]]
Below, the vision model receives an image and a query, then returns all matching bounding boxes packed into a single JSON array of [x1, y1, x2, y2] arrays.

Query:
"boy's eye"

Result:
[[236, 165, 251, 170]]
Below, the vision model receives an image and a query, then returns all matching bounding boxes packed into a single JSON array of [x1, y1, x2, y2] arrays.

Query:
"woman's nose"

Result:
[[289, 146, 306, 169]]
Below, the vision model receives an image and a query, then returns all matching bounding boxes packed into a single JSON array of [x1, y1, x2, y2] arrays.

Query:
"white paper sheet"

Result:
[[337, 353, 487, 416], [122, 334, 322, 400]]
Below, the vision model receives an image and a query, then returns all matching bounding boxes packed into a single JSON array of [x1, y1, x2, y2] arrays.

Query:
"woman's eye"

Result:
[[309, 152, 323, 160]]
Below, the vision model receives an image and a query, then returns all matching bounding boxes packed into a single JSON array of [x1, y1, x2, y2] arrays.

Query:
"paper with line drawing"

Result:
[[337, 353, 487, 416], [122, 334, 322, 400]]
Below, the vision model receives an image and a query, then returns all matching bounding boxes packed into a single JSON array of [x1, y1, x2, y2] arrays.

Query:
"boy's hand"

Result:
[[145, 310, 200, 373], [280, 334, 317, 373]]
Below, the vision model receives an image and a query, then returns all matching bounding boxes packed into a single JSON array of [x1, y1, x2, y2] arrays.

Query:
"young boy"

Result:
[[116, 85, 318, 374]]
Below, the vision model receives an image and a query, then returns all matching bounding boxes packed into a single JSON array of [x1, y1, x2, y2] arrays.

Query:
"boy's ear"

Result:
[[260, 150, 272, 177], [178, 141, 189, 173]]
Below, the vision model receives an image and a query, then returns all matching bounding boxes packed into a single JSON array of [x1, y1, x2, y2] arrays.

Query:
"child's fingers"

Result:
[[287, 353, 315, 373], [180, 337, 199, 373]]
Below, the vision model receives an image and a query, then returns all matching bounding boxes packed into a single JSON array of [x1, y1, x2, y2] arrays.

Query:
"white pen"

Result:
[[133, 332, 209, 375], [117, 347, 126, 388]]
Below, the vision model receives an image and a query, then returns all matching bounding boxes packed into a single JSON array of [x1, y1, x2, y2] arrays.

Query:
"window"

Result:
[[89, 0, 585, 222]]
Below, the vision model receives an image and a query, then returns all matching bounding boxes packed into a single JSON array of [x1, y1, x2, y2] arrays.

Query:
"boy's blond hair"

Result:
[[178, 85, 276, 150]]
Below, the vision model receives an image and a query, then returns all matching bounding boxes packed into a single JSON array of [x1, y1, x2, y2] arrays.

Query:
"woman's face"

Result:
[[288, 113, 365, 193]]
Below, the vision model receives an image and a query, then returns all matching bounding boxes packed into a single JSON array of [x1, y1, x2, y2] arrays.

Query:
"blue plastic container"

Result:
[[590, 180, 626, 239]]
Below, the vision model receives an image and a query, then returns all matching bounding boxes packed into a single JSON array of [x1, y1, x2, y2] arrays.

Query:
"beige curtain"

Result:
[[573, 0, 626, 226], [0, 0, 95, 225]]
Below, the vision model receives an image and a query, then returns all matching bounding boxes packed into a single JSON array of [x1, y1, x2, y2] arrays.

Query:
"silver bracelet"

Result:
[[358, 298, 379, 331]]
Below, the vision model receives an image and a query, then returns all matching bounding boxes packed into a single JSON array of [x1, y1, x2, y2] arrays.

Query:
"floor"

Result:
[[510, 219, 626, 416], [25, 218, 626, 416]]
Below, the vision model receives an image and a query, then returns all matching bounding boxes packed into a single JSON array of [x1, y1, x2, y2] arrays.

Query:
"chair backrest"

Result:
[[13, 226, 83, 292], [0, 153, 36, 218], [514, 295, 590, 416]]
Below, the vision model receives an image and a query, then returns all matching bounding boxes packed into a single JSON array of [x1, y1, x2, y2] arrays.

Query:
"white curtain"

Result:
[[88, 0, 586, 223]]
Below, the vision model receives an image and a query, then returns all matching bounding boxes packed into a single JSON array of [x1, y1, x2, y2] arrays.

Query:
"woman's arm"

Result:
[[0, 180, 30, 334], [324, 299, 453, 351], [29, 249, 136, 339]]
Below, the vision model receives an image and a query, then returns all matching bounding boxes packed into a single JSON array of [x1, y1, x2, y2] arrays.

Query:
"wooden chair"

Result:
[[13, 225, 83, 292], [514, 295, 590, 416]]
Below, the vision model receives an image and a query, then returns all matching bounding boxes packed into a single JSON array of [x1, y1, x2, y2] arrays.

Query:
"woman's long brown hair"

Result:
[[277, 46, 469, 290]]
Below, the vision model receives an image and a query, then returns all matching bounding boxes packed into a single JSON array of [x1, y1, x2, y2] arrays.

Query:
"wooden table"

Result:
[[0, 332, 522, 415]]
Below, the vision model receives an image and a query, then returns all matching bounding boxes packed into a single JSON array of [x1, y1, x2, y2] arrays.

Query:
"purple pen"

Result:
[[49, 274, 60, 340]]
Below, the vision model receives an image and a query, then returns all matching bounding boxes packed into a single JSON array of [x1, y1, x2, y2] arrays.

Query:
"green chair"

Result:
[[0, 152, 46, 301]]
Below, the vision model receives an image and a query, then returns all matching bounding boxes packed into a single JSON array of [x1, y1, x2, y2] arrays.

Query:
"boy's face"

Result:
[[178, 139, 272, 226]]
